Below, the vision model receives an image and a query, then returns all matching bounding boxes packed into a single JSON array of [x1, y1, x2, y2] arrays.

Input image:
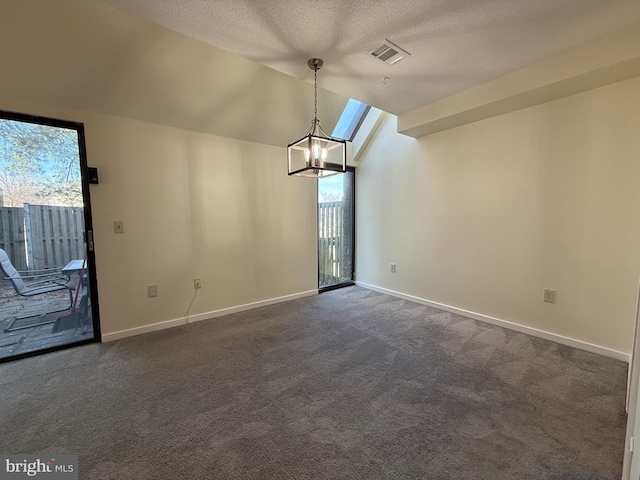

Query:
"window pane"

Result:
[[318, 171, 354, 288], [332, 99, 370, 141]]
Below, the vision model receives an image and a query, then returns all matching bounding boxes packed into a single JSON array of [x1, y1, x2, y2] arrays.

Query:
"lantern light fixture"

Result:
[[287, 58, 346, 178]]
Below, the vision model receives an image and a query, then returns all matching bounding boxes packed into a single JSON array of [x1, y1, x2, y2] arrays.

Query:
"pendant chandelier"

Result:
[[287, 58, 346, 178]]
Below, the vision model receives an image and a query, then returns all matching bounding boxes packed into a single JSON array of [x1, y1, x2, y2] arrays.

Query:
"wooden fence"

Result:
[[318, 200, 353, 288], [0, 204, 85, 271]]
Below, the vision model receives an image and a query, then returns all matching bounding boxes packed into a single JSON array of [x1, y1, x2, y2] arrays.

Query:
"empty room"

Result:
[[1, 0, 640, 478]]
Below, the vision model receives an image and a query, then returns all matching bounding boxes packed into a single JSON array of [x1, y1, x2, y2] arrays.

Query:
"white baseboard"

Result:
[[356, 281, 629, 363], [101, 289, 318, 342]]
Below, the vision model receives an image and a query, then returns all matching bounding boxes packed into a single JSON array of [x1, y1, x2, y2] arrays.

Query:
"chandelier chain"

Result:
[[313, 68, 318, 120]]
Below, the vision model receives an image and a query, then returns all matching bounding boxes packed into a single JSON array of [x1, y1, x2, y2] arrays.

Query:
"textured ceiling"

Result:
[[98, 0, 640, 115]]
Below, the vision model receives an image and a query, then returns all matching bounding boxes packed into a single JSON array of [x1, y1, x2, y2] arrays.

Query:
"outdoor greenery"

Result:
[[0, 119, 83, 207]]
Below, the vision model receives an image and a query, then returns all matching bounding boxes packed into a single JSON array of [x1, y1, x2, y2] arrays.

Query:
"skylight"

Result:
[[332, 99, 371, 142]]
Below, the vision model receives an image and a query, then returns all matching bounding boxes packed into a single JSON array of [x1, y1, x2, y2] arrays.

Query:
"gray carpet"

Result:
[[0, 286, 627, 479]]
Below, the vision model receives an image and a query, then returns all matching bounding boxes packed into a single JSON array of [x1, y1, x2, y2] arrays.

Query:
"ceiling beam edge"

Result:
[[398, 27, 640, 138]]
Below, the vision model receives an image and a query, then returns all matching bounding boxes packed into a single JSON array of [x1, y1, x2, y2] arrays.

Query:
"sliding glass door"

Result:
[[318, 167, 355, 290], [0, 110, 99, 362]]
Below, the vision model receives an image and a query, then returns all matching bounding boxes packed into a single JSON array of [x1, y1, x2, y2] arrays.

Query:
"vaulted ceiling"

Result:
[[1, 0, 638, 147], [98, 0, 640, 115]]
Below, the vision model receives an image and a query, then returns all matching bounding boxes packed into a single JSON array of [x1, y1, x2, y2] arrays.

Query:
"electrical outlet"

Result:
[[113, 220, 124, 234], [390, 263, 396, 273], [543, 288, 556, 304], [193, 278, 202, 289], [148, 284, 158, 298]]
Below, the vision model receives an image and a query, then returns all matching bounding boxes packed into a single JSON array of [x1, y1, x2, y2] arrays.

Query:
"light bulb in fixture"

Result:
[[321, 147, 328, 166]]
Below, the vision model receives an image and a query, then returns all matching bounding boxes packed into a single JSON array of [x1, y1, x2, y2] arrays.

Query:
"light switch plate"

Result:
[[114, 220, 124, 234], [543, 288, 556, 303]]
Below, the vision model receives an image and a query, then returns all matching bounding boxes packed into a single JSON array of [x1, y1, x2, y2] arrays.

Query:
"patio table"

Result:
[[62, 259, 88, 315]]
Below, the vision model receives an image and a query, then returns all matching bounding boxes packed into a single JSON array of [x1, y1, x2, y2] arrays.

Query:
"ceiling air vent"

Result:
[[370, 40, 410, 66]]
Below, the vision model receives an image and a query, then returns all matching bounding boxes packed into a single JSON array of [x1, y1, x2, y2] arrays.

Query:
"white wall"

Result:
[[356, 76, 640, 355], [88, 112, 318, 336]]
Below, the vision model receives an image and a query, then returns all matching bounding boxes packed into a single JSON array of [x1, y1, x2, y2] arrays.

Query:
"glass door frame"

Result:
[[0, 109, 101, 363], [318, 165, 356, 293]]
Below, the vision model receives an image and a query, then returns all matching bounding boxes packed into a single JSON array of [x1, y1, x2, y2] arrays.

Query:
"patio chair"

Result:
[[0, 248, 75, 332]]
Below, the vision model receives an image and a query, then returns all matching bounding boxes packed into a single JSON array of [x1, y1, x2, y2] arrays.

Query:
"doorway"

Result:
[[318, 167, 355, 291], [0, 110, 100, 361]]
